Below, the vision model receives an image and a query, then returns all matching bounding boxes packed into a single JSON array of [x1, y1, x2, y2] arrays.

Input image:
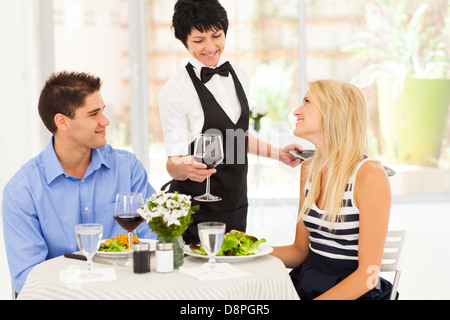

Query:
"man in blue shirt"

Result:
[[2, 71, 157, 294]]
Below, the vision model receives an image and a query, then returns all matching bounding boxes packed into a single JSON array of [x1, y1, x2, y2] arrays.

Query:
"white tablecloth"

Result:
[[18, 253, 299, 300]]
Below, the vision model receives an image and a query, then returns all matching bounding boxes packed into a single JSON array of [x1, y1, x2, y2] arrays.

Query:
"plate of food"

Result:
[[184, 232, 273, 262], [96, 234, 158, 258]]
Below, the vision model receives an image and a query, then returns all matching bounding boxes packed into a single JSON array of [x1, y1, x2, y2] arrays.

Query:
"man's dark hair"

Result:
[[38, 71, 102, 133], [172, 0, 229, 47]]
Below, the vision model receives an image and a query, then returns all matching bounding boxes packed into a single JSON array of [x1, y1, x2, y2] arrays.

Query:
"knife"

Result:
[[64, 252, 115, 266]]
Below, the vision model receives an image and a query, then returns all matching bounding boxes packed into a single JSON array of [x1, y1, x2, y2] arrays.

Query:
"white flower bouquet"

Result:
[[250, 105, 268, 131], [137, 191, 199, 239], [250, 105, 268, 121]]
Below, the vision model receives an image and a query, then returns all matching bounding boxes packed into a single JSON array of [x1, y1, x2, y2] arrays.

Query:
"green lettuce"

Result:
[[98, 241, 128, 252], [189, 232, 266, 256]]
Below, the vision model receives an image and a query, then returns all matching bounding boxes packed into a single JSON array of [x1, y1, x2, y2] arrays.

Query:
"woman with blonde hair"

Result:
[[271, 79, 395, 300]]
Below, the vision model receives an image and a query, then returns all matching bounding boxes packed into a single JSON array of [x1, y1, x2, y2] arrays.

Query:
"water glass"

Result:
[[74, 223, 103, 276], [198, 222, 225, 274]]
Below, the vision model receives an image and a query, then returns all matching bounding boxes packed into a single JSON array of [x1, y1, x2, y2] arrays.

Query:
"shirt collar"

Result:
[[189, 56, 228, 80], [43, 137, 65, 184], [86, 147, 111, 177], [43, 137, 111, 184]]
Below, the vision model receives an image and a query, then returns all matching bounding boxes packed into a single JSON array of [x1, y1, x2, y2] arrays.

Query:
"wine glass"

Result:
[[198, 222, 226, 274], [193, 133, 224, 202], [114, 192, 144, 267], [74, 223, 103, 278]]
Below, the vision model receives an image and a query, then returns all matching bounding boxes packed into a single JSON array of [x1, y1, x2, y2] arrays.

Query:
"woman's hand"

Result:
[[248, 134, 303, 168], [167, 156, 216, 182], [279, 144, 304, 168]]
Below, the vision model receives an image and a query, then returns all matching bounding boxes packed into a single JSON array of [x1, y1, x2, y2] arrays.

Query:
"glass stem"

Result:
[[87, 256, 93, 272], [128, 231, 133, 261], [209, 256, 216, 271], [206, 176, 211, 196]]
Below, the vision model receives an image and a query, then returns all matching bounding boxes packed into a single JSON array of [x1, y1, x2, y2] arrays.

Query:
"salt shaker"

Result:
[[133, 242, 151, 274], [156, 242, 173, 273]]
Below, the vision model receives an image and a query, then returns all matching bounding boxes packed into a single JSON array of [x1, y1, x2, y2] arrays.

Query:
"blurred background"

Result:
[[1, 0, 449, 300]]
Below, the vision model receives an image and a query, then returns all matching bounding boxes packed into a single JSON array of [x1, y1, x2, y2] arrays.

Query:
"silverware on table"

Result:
[[64, 252, 116, 266]]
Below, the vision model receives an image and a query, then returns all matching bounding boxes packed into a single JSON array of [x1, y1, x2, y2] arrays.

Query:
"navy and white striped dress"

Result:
[[302, 159, 367, 261], [289, 158, 394, 300]]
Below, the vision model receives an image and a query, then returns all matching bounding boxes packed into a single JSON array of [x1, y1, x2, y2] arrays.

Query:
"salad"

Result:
[[189, 232, 266, 256], [98, 234, 140, 252]]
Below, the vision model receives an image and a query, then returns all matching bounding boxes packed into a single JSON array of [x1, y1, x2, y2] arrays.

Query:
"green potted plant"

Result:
[[342, 0, 450, 165], [250, 105, 268, 132], [138, 191, 199, 268]]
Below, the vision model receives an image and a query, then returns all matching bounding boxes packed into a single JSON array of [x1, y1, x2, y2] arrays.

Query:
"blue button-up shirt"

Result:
[[2, 139, 157, 292]]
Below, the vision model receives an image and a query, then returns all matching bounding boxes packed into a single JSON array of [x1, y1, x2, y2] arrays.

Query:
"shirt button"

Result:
[[81, 179, 85, 183], [84, 207, 89, 212]]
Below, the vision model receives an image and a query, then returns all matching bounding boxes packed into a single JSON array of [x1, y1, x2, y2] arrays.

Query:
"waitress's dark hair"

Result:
[[172, 0, 228, 47]]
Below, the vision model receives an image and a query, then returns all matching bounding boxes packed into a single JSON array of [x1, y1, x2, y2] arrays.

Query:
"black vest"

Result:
[[169, 63, 250, 244]]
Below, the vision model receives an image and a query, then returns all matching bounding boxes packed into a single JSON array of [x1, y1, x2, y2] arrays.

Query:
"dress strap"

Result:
[[349, 156, 373, 186]]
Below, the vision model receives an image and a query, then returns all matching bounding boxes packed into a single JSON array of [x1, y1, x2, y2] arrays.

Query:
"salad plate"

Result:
[[96, 239, 158, 258], [184, 244, 273, 262]]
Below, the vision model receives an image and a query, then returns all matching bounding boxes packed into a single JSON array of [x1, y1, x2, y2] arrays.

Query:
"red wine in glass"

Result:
[[114, 213, 143, 233], [194, 154, 224, 169], [193, 133, 224, 202], [114, 192, 144, 267]]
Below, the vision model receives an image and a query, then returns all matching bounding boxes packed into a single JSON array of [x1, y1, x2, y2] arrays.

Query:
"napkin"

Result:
[[59, 266, 117, 288], [179, 263, 250, 281]]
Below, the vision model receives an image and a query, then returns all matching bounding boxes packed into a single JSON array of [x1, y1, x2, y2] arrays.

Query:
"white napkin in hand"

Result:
[[179, 263, 250, 281], [59, 266, 117, 287]]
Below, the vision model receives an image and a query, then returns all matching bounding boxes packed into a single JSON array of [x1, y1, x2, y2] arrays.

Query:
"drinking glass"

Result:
[[193, 133, 224, 202], [114, 192, 144, 267], [74, 223, 103, 278], [198, 222, 226, 274]]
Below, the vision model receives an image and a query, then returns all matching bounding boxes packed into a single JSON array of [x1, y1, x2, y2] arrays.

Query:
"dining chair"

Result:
[[381, 229, 408, 300], [160, 180, 172, 191]]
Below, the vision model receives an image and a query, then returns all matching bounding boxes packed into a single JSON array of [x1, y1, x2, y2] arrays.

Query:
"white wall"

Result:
[[0, 0, 45, 206], [0, 0, 45, 299]]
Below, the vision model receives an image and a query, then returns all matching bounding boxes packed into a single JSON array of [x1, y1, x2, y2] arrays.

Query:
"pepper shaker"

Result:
[[156, 242, 173, 273], [133, 242, 151, 274]]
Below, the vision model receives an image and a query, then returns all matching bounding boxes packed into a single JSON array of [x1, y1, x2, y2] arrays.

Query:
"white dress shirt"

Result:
[[158, 56, 251, 157]]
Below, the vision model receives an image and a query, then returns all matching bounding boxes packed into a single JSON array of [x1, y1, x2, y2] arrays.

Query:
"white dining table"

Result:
[[17, 250, 300, 300]]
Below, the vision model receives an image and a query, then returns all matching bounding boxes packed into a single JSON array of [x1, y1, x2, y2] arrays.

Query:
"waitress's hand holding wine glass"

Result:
[[114, 192, 144, 267], [193, 133, 224, 202]]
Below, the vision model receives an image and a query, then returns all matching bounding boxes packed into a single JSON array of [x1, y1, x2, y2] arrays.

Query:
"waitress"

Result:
[[158, 0, 302, 244]]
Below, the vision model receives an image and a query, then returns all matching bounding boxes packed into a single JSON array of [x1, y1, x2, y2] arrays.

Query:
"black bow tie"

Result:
[[200, 61, 231, 83]]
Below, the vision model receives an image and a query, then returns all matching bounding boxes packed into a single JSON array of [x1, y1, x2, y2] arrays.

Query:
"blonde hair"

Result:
[[300, 80, 369, 228]]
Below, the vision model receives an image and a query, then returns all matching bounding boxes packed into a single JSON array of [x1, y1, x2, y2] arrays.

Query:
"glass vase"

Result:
[[159, 236, 185, 269], [253, 118, 261, 132]]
